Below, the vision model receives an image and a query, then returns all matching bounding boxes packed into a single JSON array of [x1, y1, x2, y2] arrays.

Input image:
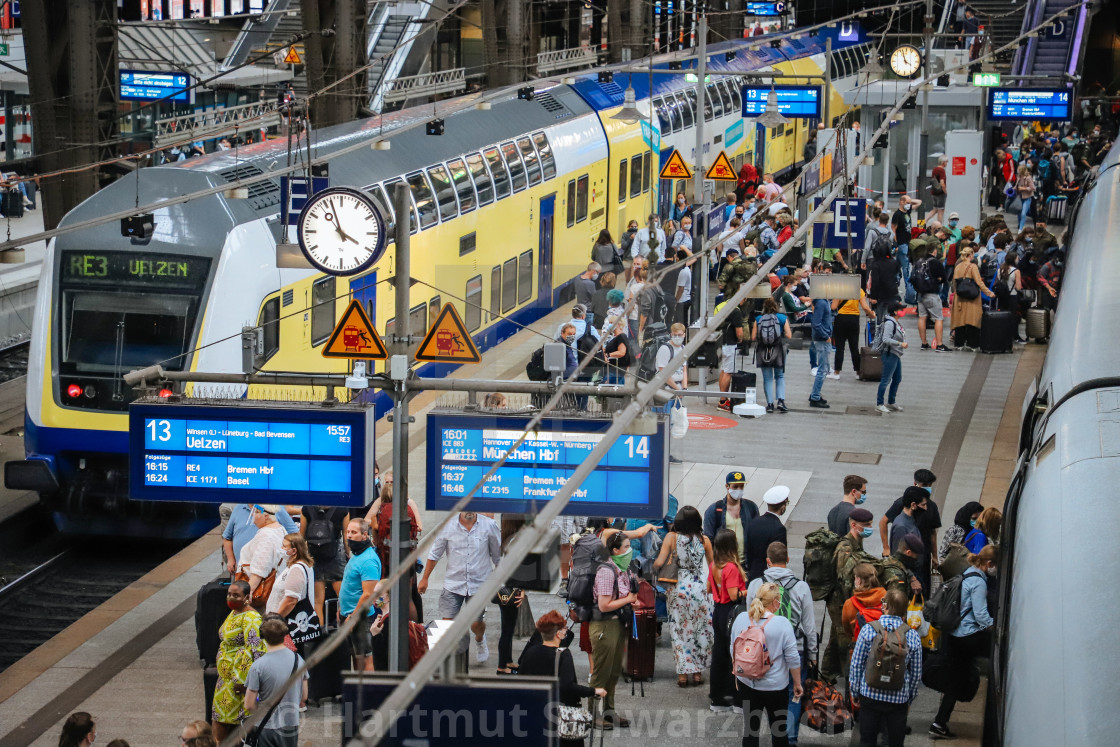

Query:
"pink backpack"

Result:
[[732, 617, 772, 679]]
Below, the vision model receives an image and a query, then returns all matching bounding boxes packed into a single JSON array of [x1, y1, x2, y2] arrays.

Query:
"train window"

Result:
[[675, 92, 694, 129], [728, 82, 742, 113], [684, 89, 698, 124], [369, 184, 397, 243], [483, 147, 511, 199], [642, 151, 651, 192], [501, 257, 517, 312], [428, 296, 441, 329], [383, 177, 417, 233], [566, 180, 576, 226], [490, 265, 501, 321], [460, 231, 476, 256], [465, 274, 483, 332], [575, 174, 589, 223], [427, 164, 458, 222], [517, 250, 533, 304], [464, 152, 494, 206], [708, 84, 723, 118], [410, 303, 427, 343], [405, 171, 438, 229], [702, 88, 714, 121], [618, 160, 627, 203], [500, 141, 527, 192], [517, 137, 542, 186], [668, 99, 683, 133], [446, 158, 476, 214], [257, 296, 280, 365], [653, 98, 671, 133], [716, 81, 734, 115], [630, 156, 642, 198], [311, 276, 336, 346], [532, 132, 556, 180]]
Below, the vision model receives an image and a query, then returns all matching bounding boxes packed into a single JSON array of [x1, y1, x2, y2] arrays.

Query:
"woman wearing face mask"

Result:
[[939, 501, 984, 561], [653, 506, 714, 688], [266, 534, 316, 652], [619, 221, 639, 274], [655, 323, 689, 391], [671, 192, 692, 222], [589, 529, 641, 728], [592, 228, 622, 278], [964, 506, 1001, 553], [211, 580, 266, 742], [929, 545, 997, 739]]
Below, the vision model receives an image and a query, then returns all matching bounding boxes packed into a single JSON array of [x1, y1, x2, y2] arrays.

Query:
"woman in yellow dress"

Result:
[[211, 579, 266, 742]]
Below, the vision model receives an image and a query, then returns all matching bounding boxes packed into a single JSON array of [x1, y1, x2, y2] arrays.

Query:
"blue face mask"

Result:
[[855, 492, 867, 505], [970, 519, 978, 528], [860, 526, 874, 538]]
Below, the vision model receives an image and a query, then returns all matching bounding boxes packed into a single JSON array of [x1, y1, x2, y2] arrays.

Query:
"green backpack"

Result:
[[803, 528, 842, 601]]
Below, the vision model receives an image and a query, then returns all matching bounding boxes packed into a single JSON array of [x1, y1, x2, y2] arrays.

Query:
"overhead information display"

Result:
[[986, 88, 1072, 121], [120, 70, 192, 103], [746, 1, 786, 15], [741, 85, 822, 118], [129, 403, 372, 506], [426, 414, 667, 518], [60, 251, 211, 290]]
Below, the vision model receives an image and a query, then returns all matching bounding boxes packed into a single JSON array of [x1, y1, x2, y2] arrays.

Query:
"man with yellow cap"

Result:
[[702, 471, 759, 567]]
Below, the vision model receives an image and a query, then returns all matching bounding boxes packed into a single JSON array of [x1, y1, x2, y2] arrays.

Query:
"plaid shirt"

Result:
[[848, 615, 922, 705], [760, 225, 781, 253]]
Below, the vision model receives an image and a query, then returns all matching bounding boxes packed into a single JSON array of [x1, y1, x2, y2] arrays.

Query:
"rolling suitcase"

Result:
[[1046, 195, 1068, 224], [980, 310, 1016, 354], [624, 608, 657, 696], [2, 189, 23, 218], [858, 348, 882, 381], [307, 597, 349, 704], [195, 579, 230, 667], [1025, 307, 1050, 340], [202, 666, 218, 723]]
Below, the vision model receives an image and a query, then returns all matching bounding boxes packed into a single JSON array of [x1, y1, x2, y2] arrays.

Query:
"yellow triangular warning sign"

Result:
[[322, 299, 388, 360], [283, 46, 302, 65], [414, 303, 481, 363], [658, 149, 693, 180], [705, 150, 738, 181]]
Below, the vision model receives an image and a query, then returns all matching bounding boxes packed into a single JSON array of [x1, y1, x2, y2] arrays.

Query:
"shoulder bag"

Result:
[[656, 534, 679, 587], [955, 275, 980, 300], [241, 650, 300, 746], [554, 649, 595, 740], [284, 563, 323, 648]]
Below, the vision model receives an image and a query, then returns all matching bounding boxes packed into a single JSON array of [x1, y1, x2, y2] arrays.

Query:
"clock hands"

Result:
[[328, 198, 360, 244]]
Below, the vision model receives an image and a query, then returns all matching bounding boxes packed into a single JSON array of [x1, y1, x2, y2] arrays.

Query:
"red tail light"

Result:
[[67, 384, 82, 398], [159, 388, 174, 398]]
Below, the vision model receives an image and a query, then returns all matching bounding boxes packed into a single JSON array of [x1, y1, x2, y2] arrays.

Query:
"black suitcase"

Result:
[[624, 608, 657, 696], [195, 579, 230, 667], [2, 189, 22, 218], [858, 347, 882, 381], [203, 666, 218, 723], [307, 597, 349, 704], [730, 367, 756, 393], [980, 310, 1016, 354]]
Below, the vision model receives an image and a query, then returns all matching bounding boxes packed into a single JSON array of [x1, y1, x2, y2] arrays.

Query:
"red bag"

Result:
[[803, 665, 852, 734], [850, 596, 884, 642], [408, 621, 429, 669]]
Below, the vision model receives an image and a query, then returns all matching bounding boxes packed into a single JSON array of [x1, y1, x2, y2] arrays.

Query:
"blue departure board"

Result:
[[746, 1, 786, 15], [741, 85, 822, 118], [120, 70, 192, 103], [426, 414, 668, 519], [129, 403, 372, 506], [986, 88, 1072, 122]]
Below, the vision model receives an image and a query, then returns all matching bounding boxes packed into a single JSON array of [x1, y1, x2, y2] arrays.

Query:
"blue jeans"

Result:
[[1018, 196, 1033, 230], [761, 365, 786, 404], [810, 340, 831, 400], [808, 340, 817, 369], [877, 351, 902, 405], [787, 659, 808, 744], [897, 243, 913, 300]]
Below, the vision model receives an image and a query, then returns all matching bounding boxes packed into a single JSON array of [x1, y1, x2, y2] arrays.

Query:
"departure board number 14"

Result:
[[624, 436, 649, 459]]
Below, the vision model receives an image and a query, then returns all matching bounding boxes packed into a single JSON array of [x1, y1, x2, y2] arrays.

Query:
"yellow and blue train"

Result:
[[10, 29, 869, 536]]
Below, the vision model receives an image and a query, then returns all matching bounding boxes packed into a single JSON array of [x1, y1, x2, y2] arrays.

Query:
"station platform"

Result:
[[0, 297, 1044, 746]]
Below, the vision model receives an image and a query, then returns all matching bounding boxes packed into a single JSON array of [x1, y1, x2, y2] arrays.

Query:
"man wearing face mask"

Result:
[[574, 263, 600, 311], [702, 472, 759, 567], [745, 486, 790, 580], [945, 212, 962, 245], [672, 215, 694, 256], [635, 213, 666, 265], [339, 519, 382, 671], [881, 534, 925, 595], [827, 475, 869, 536], [891, 196, 919, 303], [419, 511, 501, 666], [655, 322, 689, 391], [820, 507, 875, 682]]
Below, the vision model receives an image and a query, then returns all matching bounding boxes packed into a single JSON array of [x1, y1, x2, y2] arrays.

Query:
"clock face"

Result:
[[297, 187, 386, 276], [890, 45, 922, 78]]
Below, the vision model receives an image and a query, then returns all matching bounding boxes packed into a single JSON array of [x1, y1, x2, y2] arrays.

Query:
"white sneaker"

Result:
[[876, 404, 891, 414], [710, 704, 732, 713], [475, 635, 489, 664], [810, 367, 819, 376], [731, 705, 744, 714], [826, 373, 841, 380], [887, 403, 904, 412]]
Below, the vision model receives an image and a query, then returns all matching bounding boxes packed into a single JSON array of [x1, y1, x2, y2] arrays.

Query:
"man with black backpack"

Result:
[[848, 587, 922, 747], [913, 246, 949, 351], [300, 505, 350, 624]]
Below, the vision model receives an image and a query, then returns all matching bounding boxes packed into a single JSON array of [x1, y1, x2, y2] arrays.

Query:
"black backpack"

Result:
[[926, 568, 983, 632], [636, 328, 670, 382], [526, 346, 549, 381], [869, 230, 893, 260], [911, 257, 937, 293], [304, 508, 337, 548], [567, 533, 611, 620]]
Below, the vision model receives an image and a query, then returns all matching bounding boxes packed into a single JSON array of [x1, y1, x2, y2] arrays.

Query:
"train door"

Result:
[[538, 195, 554, 308], [754, 122, 766, 175]]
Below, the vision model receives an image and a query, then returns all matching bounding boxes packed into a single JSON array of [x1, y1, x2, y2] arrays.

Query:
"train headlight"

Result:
[[83, 385, 97, 399], [67, 384, 82, 399]]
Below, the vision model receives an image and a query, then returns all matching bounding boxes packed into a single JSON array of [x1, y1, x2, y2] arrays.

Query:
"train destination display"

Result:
[[426, 414, 668, 518], [986, 88, 1072, 121], [129, 404, 371, 506], [741, 85, 822, 118]]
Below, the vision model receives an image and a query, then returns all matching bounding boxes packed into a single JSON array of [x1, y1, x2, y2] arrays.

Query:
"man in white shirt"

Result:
[[635, 213, 666, 263], [674, 251, 694, 325]]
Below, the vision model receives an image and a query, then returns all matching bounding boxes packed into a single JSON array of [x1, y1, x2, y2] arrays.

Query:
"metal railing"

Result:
[[382, 68, 466, 104], [368, 3, 435, 112], [153, 100, 282, 146], [222, 0, 294, 70], [536, 46, 599, 75]]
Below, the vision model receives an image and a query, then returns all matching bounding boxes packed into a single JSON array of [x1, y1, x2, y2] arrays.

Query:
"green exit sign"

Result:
[[972, 72, 1000, 87], [0, 44, 9, 57]]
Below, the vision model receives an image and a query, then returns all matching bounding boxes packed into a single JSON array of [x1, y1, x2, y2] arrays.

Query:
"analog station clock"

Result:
[[296, 186, 387, 276], [889, 44, 922, 78]]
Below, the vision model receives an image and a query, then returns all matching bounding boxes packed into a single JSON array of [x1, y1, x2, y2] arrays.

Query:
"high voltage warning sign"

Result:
[[322, 300, 388, 360], [659, 149, 693, 180], [414, 304, 482, 363], [705, 150, 737, 181], [283, 46, 302, 65]]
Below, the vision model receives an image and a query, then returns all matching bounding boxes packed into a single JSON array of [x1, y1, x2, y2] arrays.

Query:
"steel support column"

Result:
[[302, 0, 368, 128]]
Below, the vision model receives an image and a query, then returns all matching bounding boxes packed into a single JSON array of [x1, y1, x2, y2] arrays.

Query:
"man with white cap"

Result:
[[744, 485, 790, 580]]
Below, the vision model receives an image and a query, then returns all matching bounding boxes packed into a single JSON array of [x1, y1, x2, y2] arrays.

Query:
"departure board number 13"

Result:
[[624, 436, 649, 460], [148, 419, 172, 441]]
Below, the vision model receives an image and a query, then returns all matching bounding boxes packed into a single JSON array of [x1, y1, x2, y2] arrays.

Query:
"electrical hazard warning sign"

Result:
[[659, 149, 693, 180], [283, 46, 302, 65], [705, 150, 737, 181], [414, 303, 482, 363], [322, 299, 388, 360]]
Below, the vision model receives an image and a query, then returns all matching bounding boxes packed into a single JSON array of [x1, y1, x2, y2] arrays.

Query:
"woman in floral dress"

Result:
[[211, 579, 266, 742], [654, 506, 714, 686]]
